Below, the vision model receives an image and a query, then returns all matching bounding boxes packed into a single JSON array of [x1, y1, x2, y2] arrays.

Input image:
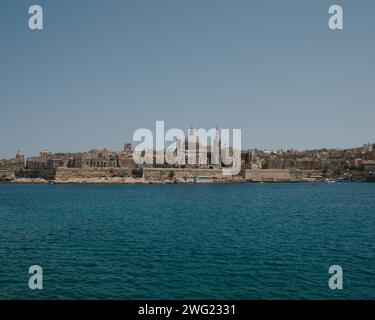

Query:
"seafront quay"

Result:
[[1, 142, 375, 184]]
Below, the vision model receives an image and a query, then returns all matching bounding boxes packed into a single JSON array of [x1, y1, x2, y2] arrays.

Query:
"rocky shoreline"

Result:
[[1, 176, 257, 184], [0, 177, 353, 185], [3, 177, 160, 184], [2, 177, 233, 184]]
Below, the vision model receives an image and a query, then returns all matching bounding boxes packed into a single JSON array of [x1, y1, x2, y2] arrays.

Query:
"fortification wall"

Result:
[[55, 168, 130, 180], [16, 169, 56, 180], [143, 168, 223, 180], [245, 169, 295, 182], [294, 170, 323, 178], [0, 170, 16, 179]]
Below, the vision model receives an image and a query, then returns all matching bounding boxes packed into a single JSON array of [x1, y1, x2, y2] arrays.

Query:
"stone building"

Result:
[[82, 150, 118, 168], [26, 157, 47, 170], [0, 151, 25, 171]]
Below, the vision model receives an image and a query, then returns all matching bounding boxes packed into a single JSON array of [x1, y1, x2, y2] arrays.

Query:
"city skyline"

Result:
[[1, 139, 375, 161]]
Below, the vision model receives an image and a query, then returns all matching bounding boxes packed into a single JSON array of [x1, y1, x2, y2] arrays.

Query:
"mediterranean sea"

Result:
[[0, 183, 374, 299]]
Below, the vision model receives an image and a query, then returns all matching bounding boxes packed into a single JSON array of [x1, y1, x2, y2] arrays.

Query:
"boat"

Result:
[[325, 178, 337, 184]]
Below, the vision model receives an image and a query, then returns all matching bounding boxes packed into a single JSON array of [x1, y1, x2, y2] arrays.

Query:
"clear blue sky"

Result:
[[0, 0, 374, 158]]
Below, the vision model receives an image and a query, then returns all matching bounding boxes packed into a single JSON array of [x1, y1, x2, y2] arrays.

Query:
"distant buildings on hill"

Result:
[[1, 143, 375, 182]]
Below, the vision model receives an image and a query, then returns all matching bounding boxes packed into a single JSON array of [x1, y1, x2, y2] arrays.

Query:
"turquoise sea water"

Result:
[[0, 183, 374, 299]]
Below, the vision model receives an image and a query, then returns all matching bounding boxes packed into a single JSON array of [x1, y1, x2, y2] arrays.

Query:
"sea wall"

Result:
[[245, 169, 325, 182], [16, 169, 56, 180], [351, 170, 375, 182], [245, 169, 295, 182], [55, 168, 130, 181], [142, 168, 224, 181], [0, 170, 16, 179], [294, 170, 323, 179]]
